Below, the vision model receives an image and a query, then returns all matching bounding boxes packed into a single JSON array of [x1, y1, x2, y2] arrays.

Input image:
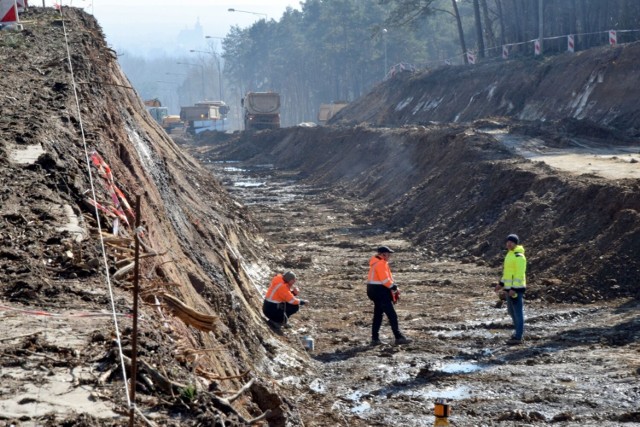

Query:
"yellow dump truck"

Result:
[[180, 101, 229, 135], [162, 115, 183, 132], [318, 102, 348, 125]]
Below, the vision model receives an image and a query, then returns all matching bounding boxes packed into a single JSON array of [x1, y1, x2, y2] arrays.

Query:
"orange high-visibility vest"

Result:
[[367, 255, 394, 288], [265, 274, 300, 305]]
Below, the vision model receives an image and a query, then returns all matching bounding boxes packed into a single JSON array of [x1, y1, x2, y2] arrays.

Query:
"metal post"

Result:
[[216, 56, 223, 101], [382, 28, 388, 79], [538, 0, 544, 54], [128, 195, 141, 427]]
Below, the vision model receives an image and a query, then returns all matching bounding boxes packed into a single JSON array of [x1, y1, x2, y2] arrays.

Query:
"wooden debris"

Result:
[[159, 292, 218, 332]]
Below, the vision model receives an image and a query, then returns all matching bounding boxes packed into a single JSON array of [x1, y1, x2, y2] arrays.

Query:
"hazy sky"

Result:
[[42, 0, 301, 55]]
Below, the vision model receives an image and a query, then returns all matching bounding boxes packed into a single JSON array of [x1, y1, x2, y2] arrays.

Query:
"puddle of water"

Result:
[[477, 127, 508, 135], [406, 386, 472, 400], [439, 361, 483, 374], [234, 181, 265, 187], [222, 166, 246, 172]]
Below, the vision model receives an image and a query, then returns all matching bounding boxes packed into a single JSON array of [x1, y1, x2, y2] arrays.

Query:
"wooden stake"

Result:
[[129, 195, 142, 427]]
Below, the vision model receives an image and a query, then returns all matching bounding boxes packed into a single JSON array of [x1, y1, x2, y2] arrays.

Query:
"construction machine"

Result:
[[318, 101, 348, 125], [242, 92, 280, 131], [144, 99, 184, 133], [180, 101, 229, 135]]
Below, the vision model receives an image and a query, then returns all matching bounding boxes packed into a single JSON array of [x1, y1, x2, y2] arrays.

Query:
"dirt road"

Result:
[[206, 157, 640, 426]]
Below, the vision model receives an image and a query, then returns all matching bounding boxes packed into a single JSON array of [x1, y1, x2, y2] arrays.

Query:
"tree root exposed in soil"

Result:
[[159, 292, 218, 332], [111, 353, 269, 425]]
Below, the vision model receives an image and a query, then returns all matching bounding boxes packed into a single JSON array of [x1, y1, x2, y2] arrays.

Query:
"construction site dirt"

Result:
[[188, 122, 640, 426], [1, 6, 639, 427]]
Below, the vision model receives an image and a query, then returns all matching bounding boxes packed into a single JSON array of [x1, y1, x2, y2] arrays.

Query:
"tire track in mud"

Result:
[[207, 160, 640, 426]]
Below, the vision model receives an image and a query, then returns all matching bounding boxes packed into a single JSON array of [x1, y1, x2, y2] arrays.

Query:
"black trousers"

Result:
[[262, 300, 299, 323], [367, 284, 401, 340]]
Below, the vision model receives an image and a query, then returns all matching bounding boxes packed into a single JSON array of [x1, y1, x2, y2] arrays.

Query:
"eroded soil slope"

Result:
[[334, 42, 640, 138], [0, 7, 303, 426]]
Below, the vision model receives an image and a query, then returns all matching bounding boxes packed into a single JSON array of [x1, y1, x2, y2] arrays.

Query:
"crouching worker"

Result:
[[263, 271, 309, 328]]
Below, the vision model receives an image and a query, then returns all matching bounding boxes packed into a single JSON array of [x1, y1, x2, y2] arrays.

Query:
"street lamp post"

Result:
[[176, 62, 206, 100], [227, 8, 267, 20], [190, 49, 223, 101]]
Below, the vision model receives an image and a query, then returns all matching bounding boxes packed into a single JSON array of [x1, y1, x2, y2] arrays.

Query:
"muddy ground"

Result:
[[192, 133, 640, 426], [1, 5, 639, 427]]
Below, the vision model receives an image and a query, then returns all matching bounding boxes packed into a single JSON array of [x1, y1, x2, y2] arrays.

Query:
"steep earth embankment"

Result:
[[333, 42, 640, 138], [1, 8, 301, 426], [196, 123, 640, 303]]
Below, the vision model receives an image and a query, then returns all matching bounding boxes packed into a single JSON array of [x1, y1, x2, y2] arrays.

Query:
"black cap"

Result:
[[377, 246, 394, 254], [506, 234, 519, 244]]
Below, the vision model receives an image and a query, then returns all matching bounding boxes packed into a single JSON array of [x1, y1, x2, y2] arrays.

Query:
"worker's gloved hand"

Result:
[[390, 284, 398, 291], [299, 299, 308, 306], [494, 282, 504, 292], [292, 287, 300, 296]]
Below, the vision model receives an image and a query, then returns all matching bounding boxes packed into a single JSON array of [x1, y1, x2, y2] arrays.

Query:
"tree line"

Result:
[[219, 0, 640, 126]]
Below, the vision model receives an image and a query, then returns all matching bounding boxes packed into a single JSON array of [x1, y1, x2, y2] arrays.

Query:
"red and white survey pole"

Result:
[[567, 34, 575, 53]]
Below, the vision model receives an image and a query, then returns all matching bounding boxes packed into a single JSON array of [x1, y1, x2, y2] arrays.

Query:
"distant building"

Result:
[[177, 18, 205, 52]]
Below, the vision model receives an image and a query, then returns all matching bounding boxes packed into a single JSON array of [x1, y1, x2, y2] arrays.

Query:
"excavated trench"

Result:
[[2, 6, 640, 426], [196, 141, 640, 426]]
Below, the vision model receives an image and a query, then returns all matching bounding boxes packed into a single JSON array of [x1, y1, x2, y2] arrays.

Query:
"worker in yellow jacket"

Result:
[[263, 271, 308, 328], [495, 234, 527, 345], [367, 246, 411, 346]]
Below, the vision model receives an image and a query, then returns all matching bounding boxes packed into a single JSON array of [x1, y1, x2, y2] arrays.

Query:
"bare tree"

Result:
[[473, 0, 486, 58], [452, 0, 468, 63]]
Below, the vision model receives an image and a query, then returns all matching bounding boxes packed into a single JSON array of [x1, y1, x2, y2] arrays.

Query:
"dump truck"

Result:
[[180, 101, 229, 135], [242, 92, 280, 131], [318, 102, 348, 125]]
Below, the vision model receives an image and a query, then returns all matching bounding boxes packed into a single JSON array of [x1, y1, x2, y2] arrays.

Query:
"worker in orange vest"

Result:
[[367, 246, 412, 346], [263, 271, 309, 328]]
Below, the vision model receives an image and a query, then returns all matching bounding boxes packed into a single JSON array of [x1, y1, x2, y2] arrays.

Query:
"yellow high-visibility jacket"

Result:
[[501, 245, 526, 289]]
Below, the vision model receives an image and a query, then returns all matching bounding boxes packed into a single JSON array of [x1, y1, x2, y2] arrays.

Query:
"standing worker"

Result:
[[263, 271, 308, 329], [494, 234, 527, 345], [367, 246, 412, 346]]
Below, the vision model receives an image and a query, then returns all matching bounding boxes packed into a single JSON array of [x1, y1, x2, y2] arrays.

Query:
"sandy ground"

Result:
[[484, 129, 640, 180], [205, 154, 640, 426]]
